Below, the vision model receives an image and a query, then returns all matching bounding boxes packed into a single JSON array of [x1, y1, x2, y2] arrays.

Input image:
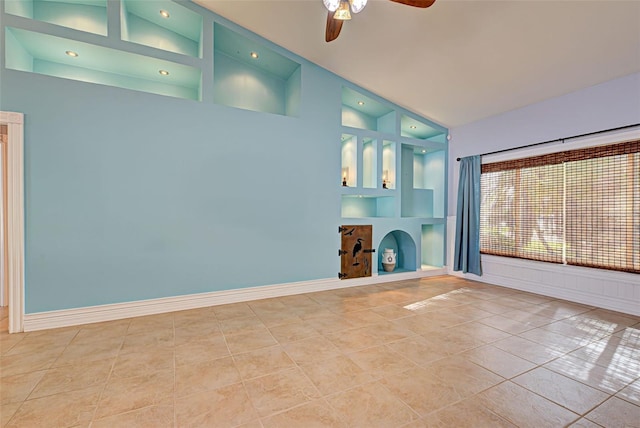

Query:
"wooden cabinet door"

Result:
[[340, 225, 373, 279]]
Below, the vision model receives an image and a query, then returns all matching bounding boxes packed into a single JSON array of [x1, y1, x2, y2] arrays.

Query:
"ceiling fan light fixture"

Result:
[[349, 0, 368, 14], [323, 0, 341, 12], [333, 1, 352, 20]]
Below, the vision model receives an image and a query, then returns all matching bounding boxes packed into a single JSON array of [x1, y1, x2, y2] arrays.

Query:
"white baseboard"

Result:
[[23, 268, 447, 332]]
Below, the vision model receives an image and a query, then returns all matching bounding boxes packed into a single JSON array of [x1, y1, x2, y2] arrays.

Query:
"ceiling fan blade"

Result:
[[389, 0, 436, 8], [325, 11, 344, 42]]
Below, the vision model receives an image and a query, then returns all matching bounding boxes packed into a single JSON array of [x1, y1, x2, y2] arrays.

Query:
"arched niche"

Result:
[[378, 230, 416, 274]]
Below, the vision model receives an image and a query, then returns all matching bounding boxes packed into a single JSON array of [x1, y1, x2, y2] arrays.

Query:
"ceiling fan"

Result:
[[323, 0, 436, 42]]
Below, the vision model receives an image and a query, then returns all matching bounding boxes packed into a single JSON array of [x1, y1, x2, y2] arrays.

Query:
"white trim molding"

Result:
[[0, 112, 25, 333], [23, 268, 446, 332]]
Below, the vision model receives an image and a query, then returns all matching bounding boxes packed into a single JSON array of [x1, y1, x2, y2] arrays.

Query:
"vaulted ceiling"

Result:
[[194, 0, 640, 128]]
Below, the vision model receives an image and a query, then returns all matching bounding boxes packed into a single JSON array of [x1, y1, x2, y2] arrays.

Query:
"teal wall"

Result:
[[1, 0, 443, 314], [1, 66, 340, 313]]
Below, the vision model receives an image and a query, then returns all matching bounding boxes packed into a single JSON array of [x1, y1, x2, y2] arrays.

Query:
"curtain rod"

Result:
[[455, 123, 640, 161]]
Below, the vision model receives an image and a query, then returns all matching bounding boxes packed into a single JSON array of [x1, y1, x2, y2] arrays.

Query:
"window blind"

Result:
[[480, 140, 639, 274]]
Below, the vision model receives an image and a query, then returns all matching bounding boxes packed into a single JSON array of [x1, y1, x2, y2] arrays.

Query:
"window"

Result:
[[480, 140, 640, 274]]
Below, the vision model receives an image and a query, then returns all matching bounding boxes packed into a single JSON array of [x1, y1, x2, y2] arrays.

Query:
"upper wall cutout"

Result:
[[121, 0, 203, 58], [5, 0, 108, 35], [213, 23, 301, 117], [342, 86, 395, 133]]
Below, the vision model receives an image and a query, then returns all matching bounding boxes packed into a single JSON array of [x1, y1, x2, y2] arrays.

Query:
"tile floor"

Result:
[[1, 276, 639, 427]]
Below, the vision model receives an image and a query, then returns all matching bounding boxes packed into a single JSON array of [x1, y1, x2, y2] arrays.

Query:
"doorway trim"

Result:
[[1, 111, 25, 333]]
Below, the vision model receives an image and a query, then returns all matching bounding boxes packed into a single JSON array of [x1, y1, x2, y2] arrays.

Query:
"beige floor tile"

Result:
[[5, 386, 101, 428], [175, 356, 241, 397], [268, 321, 319, 343], [111, 346, 174, 378], [283, 335, 341, 363], [326, 381, 418, 428], [52, 337, 122, 367], [1, 276, 637, 428], [531, 301, 594, 320], [370, 304, 416, 320], [244, 367, 321, 417], [422, 328, 486, 355], [29, 359, 112, 399], [568, 335, 640, 373], [300, 354, 376, 396], [126, 313, 174, 335], [233, 345, 296, 380], [261, 399, 346, 428], [119, 329, 174, 354], [304, 314, 356, 334], [425, 356, 504, 394], [70, 321, 129, 344], [359, 321, 414, 343], [467, 300, 515, 315], [213, 302, 256, 320], [380, 366, 467, 416], [349, 345, 417, 378], [542, 318, 617, 342], [461, 344, 536, 379], [513, 367, 609, 414], [339, 309, 388, 327], [390, 314, 449, 336], [0, 402, 22, 426], [225, 328, 278, 354], [91, 404, 174, 428], [418, 397, 517, 428], [478, 314, 536, 334], [95, 369, 174, 419], [616, 378, 640, 406], [174, 335, 229, 366], [479, 381, 580, 428], [3, 329, 76, 356], [324, 327, 381, 353], [0, 333, 26, 356], [492, 335, 565, 365], [174, 321, 222, 346], [254, 310, 303, 328], [386, 335, 448, 367], [567, 418, 604, 428], [175, 382, 259, 428], [545, 354, 637, 394], [518, 327, 587, 353], [0, 345, 66, 376], [585, 397, 640, 428], [219, 315, 267, 336], [0, 370, 46, 404]]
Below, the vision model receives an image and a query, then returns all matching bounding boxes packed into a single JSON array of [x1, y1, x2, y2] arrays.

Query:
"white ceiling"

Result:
[[193, 0, 640, 128]]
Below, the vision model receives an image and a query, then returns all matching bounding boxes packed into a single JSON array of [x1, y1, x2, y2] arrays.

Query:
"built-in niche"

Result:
[[422, 224, 445, 268], [5, 27, 202, 100], [378, 230, 416, 274], [4, 0, 108, 36], [213, 23, 301, 116], [342, 86, 395, 133], [121, 0, 203, 58]]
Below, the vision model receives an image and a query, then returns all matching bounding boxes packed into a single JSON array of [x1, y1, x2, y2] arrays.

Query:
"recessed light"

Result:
[[422, 149, 426, 153], [410, 125, 417, 129], [159, 10, 170, 18], [65, 50, 78, 57], [250, 51, 259, 59], [159, 69, 169, 76], [357, 101, 365, 106]]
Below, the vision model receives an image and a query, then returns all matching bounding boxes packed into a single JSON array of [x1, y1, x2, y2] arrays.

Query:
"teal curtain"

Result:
[[454, 155, 482, 275]]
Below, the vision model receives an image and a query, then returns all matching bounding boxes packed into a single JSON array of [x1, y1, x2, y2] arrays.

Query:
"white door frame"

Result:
[[1, 111, 25, 333]]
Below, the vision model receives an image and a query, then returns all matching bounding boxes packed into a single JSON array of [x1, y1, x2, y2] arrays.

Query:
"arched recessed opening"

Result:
[[378, 230, 416, 274]]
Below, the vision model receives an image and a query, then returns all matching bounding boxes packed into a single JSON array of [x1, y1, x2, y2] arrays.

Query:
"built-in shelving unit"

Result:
[[3, 0, 301, 112], [339, 85, 448, 275]]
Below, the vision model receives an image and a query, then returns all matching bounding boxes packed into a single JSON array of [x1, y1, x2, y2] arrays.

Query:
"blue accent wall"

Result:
[[0, 0, 446, 314], [1, 63, 342, 313]]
